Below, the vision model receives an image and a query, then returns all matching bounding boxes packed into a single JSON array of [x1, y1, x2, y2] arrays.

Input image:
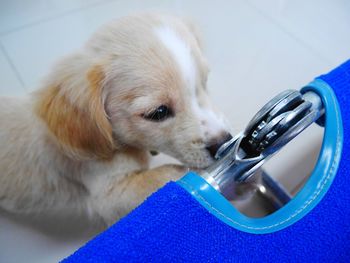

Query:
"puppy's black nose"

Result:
[[206, 133, 233, 159]]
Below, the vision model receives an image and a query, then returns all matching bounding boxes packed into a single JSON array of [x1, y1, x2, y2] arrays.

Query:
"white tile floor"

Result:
[[0, 0, 349, 262]]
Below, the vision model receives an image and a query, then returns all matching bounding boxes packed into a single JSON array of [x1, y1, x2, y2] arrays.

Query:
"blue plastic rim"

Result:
[[178, 79, 343, 234]]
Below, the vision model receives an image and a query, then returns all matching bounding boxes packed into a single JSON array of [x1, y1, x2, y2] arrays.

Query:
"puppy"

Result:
[[0, 13, 231, 225]]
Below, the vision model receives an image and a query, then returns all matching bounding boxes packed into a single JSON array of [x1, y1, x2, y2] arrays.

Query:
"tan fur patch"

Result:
[[36, 65, 115, 160]]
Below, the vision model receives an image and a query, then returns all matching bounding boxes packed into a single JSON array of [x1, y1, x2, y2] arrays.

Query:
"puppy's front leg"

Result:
[[87, 165, 187, 226]]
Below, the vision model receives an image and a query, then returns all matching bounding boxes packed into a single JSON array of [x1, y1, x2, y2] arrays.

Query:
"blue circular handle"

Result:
[[178, 78, 343, 234]]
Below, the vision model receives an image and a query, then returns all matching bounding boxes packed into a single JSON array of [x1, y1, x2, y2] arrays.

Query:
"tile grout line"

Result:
[[244, 0, 333, 66], [0, 0, 118, 37], [0, 40, 27, 90]]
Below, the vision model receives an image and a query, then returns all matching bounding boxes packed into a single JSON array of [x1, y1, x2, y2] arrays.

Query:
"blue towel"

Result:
[[64, 60, 350, 262]]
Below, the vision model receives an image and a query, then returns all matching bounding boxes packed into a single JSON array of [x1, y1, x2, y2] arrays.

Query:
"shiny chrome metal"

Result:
[[202, 90, 324, 207], [256, 101, 312, 152], [243, 90, 295, 137], [203, 135, 264, 200], [250, 112, 289, 150], [266, 92, 323, 154], [257, 170, 292, 210], [266, 91, 302, 122]]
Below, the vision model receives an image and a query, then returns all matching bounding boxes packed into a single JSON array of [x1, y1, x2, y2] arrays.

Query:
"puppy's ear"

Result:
[[35, 55, 115, 160]]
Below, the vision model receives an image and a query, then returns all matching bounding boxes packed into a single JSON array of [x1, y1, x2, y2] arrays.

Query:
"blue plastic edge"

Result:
[[177, 79, 343, 234]]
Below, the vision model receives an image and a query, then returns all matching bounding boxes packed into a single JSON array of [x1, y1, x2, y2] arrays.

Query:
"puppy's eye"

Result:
[[143, 105, 173, 122]]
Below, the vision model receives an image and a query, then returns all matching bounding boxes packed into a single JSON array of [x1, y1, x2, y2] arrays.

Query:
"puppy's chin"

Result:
[[178, 154, 215, 170], [155, 148, 215, 169]]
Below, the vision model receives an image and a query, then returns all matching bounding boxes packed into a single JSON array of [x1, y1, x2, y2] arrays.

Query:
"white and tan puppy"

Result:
[[0, 13, 231, 225]]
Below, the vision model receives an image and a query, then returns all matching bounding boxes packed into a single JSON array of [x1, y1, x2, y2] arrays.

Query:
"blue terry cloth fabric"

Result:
[[63, 60, 350, 263]]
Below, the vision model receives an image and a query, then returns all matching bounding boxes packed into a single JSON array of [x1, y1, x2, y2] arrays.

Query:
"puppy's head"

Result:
[[36, 14, 232, 168]]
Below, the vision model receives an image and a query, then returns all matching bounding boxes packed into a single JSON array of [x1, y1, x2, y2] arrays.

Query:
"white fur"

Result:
[[154, 25, 226, 141], [154, 26, 196, 91], [192, 100, 227, 138]]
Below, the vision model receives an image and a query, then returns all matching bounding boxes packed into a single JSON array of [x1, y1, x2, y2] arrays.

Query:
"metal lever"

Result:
[[201, 89, 324, 209]]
